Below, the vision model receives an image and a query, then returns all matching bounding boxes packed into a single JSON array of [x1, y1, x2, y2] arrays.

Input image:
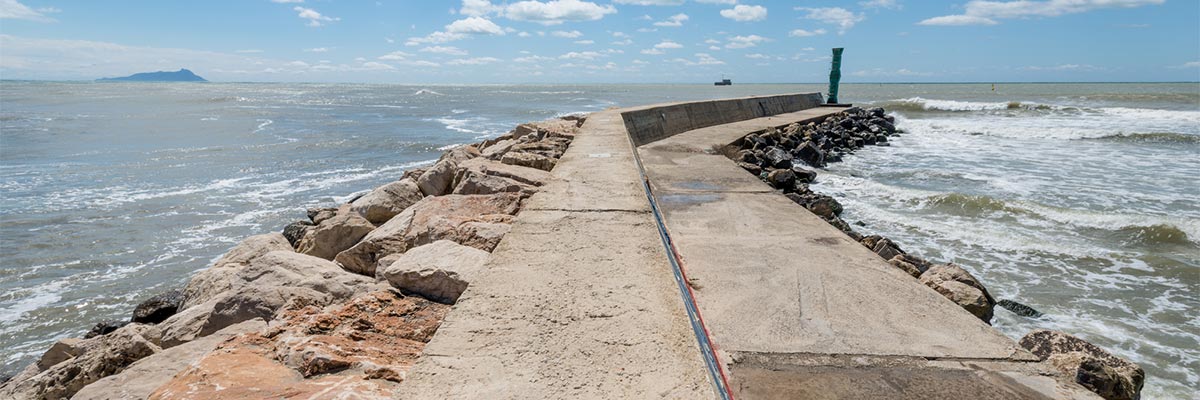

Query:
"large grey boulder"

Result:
[[417, 146, 481, 196], [131, 289, 184, 324], [919, 263, 996, 324], [454, 158, 554, 188], [0, 324, 162, 400], [161, 251, 371, 347], [350, 178, 424, 224], [295, 204, 376, 260], [1019, 330, 1144, 400], [182, 233, 294, 309], [380, 240, 491, 303], [71, 320, 265, 400], [335, 194, 520, 278], [500, 151, 557, 171]]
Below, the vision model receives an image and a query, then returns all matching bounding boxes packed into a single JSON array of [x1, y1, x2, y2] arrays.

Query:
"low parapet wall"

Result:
[[621, 93, 824, 146]]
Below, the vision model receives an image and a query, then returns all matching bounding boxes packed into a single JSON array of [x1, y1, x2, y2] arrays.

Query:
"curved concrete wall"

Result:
[[621, 93, 824, 146]]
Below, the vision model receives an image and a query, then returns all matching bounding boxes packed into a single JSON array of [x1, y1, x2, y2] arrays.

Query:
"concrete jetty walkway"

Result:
[[397, 94, 1101, 399]]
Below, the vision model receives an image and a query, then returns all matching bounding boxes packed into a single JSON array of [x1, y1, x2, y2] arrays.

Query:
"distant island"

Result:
[[97, 69, 207, 82]]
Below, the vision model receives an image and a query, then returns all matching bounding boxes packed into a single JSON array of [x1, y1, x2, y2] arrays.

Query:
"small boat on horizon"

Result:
[[714, 75, 732, 86]]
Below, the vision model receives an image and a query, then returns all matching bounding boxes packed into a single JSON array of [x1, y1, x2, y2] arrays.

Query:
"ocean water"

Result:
[[1, 82, 1196, 397]]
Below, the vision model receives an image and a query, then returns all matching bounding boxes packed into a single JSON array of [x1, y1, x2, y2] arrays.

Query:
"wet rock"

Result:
[[997, 299, 1043, 318], [806, 195, 843, 219], [1, 324, 162, 400], [381, 240, 491, 304], [350, 178, 425, 224], [919, 264, 996, 323], [335, 194, 521, 277], [872, 238, 905, 261], [888, 256, 923, 278], [791, 166, 817, 183], [132, 289, 184, 324], [1019, 329, 1144, 400], [501, 151, 557, 171], [37, 338, 83, 370], [762, 146, 792, 169], [766, 169, 796, 190], [282, 220, 312, 247], [795, 141, 825, 167], [84, 320, 130, 339], [296, 204, 376, 260], [735, 149, 758, 164], [307, 207, 337, 224]]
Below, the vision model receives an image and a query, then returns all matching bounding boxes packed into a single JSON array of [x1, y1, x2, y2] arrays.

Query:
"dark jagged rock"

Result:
[[791, 166, 817, 183], [131, 289, 184, 324], [794, 141, 824, 167], [1020, 330, 1144, 400], [766, 169, 796, 190], [762, 147, 792, 169], [737, 162, 762, 176], [282, 221, 313, 247], [83, 320, 130, 339], [997, 299, 1043, 318]]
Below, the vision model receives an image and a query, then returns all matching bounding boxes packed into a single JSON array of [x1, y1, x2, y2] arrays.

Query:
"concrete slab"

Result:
[[395, 111, 715, 399]]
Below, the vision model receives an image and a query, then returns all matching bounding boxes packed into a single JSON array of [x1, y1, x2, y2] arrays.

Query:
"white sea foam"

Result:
[[413, 89, 444, 96]]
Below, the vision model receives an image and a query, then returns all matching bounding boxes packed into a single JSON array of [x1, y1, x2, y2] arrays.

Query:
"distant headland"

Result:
[[97, 69, 207, 82]]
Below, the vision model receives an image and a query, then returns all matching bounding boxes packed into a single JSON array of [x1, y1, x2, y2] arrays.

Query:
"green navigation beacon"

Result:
[[828, 48, 844, 104]]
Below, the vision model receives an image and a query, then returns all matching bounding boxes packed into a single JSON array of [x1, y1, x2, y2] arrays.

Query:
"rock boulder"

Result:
[[350, 178, 425, 224], [1019, 330, 1144, 400], [919, 264, 996, 323], [296, 204, 375, 260], [380, 240, 491, 303], [131, 289, 184, 324]]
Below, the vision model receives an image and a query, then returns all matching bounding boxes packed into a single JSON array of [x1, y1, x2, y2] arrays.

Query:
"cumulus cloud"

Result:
[[796, 7, 863, 34], [294, 6, 339, 27], [654, 13, 689, 27], [918, 0, 1164, 26], [654, 40, 683, 49], [551, 30, 583, 38], [641, 48, 665, 55], [860, 0, 901, 9], [614, 0, 684, 4], [406, 17, 506, 45], [446, 57, 502, 65], [304, 47, 329, 52], [669, 53, 725, 66], [460, 0, 502, 16], [504, 0, 617, 25], [850, 68, 932, 77], [0, 0, 54, 21], [724, 34, 769, 49], [560, 51, 604, 60], [514, 54, 554, 63], [270, 0, 304, 3], [575, 39, 595, 44], [378, 51, 413, 60], [789, 28, 827, 37], [720, 5, 768, 22], [420, 46, 469, 55]]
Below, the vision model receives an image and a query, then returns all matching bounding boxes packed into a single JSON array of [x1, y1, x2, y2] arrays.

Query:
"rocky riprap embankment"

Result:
[[727, 106, 1144, 400], [0, 116, 584, 400]]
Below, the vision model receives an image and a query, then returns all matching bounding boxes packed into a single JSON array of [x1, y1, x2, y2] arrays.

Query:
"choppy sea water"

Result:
[[1, 82, 1196, 397]]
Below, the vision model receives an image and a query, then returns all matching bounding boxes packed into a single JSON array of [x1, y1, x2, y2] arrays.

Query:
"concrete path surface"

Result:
[[397, 94, 1102, 399]]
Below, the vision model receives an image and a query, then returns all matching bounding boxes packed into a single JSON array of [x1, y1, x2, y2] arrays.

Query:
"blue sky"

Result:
[[1, 0, 1197, 83]]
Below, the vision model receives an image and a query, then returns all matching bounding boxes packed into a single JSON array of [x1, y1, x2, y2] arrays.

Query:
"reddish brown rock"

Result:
[[1019, 330, 1144, 400], [919, 263, 996, 324]]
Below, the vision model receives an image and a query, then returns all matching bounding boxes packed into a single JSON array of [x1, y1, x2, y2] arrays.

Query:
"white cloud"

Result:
[[918, 0, 1164, 26], [704, 39, 720, 44], [745, 53, 770, 59], [360, 61, 395, 70], [720, 5, 767, 22], [420, 46, 468, 55], [378, 51, 413, 60], [270, 0, 305, 3], [917, 15, 999, 26], [447, 57, 502, 65], [614, 0, 684, 4], [446, 16, 506, 35], [575, 40, 595, 44], [560, 51, 604, 60], [860, 0, 901, 9], [514, 55, 554, 63], [518, 31, 532, 37], [304, 47, 329, 52], [1021, 64, 1101, 71], [1170, 61, 1200, 69], [460, 0, 502, 16], [796, 7, 863, 34], [695, 0, 737, 4], [654, 13, 689, 27], [789, 28, 827, 37], [504, 0, 617, 25], [654, 40, 683, 49], [850, 68, 932, 77], [236, 49, 264, 54], [724, 34, 769, 49], [612, 31, 631, 38], [551, 30, 583, 38], [632, 59, 649, 64], [406, 17, 505, 45], [709, 45, 721, 50], [294, 6, 339, 27], [0, 0, 55, 22], [670, 53, 725, 66], [612, 39, 633, 45], [641, 48, 665, 55]]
